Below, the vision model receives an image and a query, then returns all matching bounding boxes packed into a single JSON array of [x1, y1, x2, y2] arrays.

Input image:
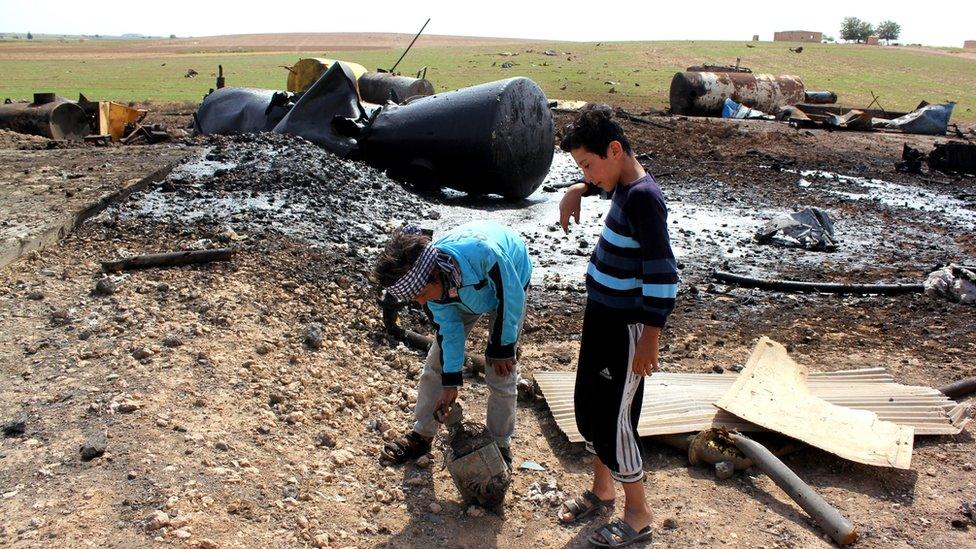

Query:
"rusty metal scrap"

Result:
[[0, 93, 90, 140], [670, 72, 805, 116]]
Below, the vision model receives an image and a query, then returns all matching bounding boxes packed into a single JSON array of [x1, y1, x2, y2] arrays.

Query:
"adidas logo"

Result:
[[599, 368, 612, 380]]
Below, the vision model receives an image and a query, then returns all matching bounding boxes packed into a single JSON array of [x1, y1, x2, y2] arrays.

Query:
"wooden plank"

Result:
[[715, 338, 914, 469]]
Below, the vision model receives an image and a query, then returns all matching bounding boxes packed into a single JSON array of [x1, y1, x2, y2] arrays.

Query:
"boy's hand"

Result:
[[434, 387, 458, 422], [632, 327, 661, 376], [488, 357, 517, 377], [559, 183, 588, 233]]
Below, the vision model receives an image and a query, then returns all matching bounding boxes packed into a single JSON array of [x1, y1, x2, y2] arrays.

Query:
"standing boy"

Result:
[[556, 104, 678, 547]]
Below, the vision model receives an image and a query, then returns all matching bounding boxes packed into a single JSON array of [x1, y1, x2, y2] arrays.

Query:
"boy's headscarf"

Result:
[[385, 226, 461, 302]]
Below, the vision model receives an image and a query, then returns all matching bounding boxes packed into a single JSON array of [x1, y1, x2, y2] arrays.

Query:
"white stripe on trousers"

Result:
[[613, 323, 644, 483]]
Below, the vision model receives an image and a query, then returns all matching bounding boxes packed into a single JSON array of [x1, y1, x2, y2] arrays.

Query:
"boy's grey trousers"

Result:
[[412, 301, 525, 448]]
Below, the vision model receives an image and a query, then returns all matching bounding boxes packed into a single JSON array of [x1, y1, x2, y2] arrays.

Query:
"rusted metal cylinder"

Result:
[[361, 77, 554, 200], [670, 72, 805, 116], [0, 96, 90, 140], [730, 433, 858, 546], [804, 90, 838, 104], [358, 72, 434, 105]]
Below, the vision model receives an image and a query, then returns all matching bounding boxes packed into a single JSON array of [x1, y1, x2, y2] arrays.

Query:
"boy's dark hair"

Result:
[[559, 103, 633, 157], [371, 229, 433, 289]]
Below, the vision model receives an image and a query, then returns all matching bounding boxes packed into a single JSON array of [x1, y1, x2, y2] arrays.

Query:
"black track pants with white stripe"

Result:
[[574, 301, 645, 483]]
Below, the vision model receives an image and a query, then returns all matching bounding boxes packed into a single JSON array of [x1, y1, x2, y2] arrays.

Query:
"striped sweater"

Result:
[[585, 174, 678, 327]]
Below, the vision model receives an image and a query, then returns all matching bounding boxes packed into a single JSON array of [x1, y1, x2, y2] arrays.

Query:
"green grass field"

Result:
[[2, 39, 974, 121]]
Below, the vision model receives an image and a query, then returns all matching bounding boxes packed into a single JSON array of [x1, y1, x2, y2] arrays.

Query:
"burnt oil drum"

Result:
[[361, 77, 555, 199]]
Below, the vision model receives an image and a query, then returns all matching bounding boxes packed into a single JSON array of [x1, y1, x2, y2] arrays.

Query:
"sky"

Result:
[[1, 0, 974, 47]]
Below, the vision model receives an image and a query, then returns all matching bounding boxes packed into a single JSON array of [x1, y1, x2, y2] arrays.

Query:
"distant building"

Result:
[[965, 40, 976, 49], [866, 35, 880, 46], [774, 30, 822, 43], [752, 35, 760, 41]]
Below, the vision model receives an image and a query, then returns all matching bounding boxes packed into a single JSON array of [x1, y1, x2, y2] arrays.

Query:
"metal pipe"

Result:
[[670, 72, 805, 116], [939, 377, 976, 399], [0, 97, 90, 140], [730, 433, 858, 546], [713, 270, 924, 296], [804, 91, 837, 104], [101, 248, 234, 272], [390, 18, 431, 74]]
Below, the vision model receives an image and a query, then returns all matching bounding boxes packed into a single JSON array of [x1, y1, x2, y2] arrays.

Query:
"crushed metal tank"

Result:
[[362, 77, 554, 199], [0, 93, 90, 140], [193, 88, 295, 135], [670, 72, 805, 117]]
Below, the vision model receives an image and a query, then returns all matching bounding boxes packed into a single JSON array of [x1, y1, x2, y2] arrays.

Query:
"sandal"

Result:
[[589, 519, 653, 547], [558, 490, 614, 524], [380, 431, 431, 464]]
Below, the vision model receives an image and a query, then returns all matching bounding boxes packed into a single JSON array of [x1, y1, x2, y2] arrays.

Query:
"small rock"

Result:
[[312, 533, 331, 548], [131, 347, 153, 360], [27, 290, 45, 301], [94, 278, 117, 296], [286, 411, 305, 424], [962, 463, 973, 472], [51, 308, 70, 321], [80, 431, 107, 461], [415, 455, 431, 469], [516, 377, 537, 402], [662, 517, 678, 530], [197, 539, 219, 549], [316, 432, 336, 448], [429, 502, 442, 514], [146, 510, 170, 530], [405, 477, 426, 487], [714, 461, 734, 480], [304, 323, 324, 350], [215, 440, 229, 451], [3, 414, 27, 437], [127, 470, 138, 480], [162, 335, 183, 348], [116, 400, 141, 414], [467, 505, 485, 517], [173, 527, 192, 539]]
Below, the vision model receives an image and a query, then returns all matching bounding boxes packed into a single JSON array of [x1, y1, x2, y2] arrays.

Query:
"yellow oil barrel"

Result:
[[286, 58, 369, 93]]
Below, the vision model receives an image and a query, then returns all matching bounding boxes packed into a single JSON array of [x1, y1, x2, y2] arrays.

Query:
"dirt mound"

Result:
[[118, 132, 435, 277]]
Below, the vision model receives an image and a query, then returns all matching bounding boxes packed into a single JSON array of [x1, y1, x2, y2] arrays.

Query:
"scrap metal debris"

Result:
[[194, 63, 554, 199], [715, 338, 914, 469], [754, 207, 837, 251], [439, 404, 511, 510], [730, 432, 858, 546], [0, 93, 89, 140], [904, 142, 976, 175], [536, 359, 968, 440], [924, 264, 976, 304], [670, 71, 805, 117]]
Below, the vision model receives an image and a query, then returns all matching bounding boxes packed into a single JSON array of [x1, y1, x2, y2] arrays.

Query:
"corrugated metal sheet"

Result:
[[535, 368, 970, 443]]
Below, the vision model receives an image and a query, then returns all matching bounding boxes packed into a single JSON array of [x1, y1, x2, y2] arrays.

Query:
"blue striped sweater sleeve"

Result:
[[624, 185, 678, 327]]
